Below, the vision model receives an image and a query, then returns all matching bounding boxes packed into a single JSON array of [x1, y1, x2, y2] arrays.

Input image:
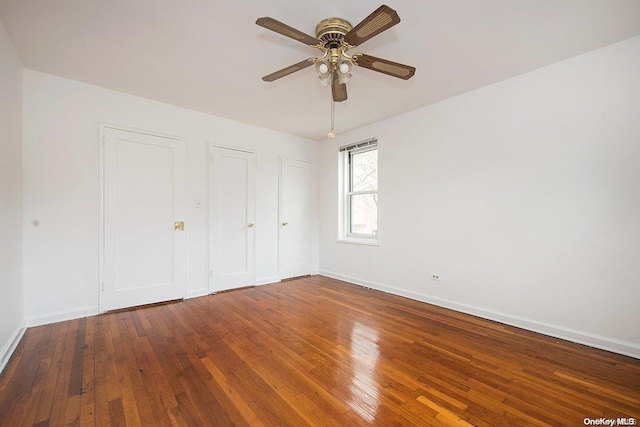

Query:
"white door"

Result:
[[210, 146, 256, 292], [101, 126, 186, 312], [279, 157, 312, 279]]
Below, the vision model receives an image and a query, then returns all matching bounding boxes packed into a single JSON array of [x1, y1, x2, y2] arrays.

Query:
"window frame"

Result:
[[338, 138, 379, 245]]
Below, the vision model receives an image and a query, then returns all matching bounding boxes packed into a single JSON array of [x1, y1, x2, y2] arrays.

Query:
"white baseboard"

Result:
[[0, 320, 27, 374], [255, 276, 281, 286], [319, 270, 640, 359], [26, 306, 99, 327], [186, 288, 210, 299]]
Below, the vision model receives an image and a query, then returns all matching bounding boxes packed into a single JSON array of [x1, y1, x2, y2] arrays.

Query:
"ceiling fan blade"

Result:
[[256, 17, 319, 46], [354, 54, 415, 80], [261, 59, 314, 82], [343, 5, 401, 47], [332, 72, 348, 102]]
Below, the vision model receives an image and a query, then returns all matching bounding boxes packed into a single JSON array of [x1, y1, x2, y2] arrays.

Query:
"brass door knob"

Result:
[[248, 223, 254, 228], [174, 221, 185, 231], [282, 222, 288, 226]]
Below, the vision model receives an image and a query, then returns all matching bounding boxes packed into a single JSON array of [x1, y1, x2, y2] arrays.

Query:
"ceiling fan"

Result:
[[256, 5, 416, 103]]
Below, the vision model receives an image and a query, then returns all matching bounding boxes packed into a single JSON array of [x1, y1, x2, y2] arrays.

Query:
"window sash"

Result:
[[347, 145, 377, 239], [348, 146, 377, 193], [348, 193, 378, 237], [339, 138, 379, 244]]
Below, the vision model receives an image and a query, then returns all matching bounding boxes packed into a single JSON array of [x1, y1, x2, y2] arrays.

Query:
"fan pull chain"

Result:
[[328, 87, 336, 139]]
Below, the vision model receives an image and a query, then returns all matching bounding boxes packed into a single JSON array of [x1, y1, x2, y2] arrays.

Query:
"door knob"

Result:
[[282, 222, 288, 226], [248, 223, 254, 228], [174, 221, 185, 231]]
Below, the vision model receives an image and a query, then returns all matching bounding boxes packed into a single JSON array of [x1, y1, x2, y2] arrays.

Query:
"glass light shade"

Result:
[[316, 61, 330, 76], [318, 74, 331, 86], [316, 60, 332, 86], [337, 60, 352, 84], [338, 72, 352, 85]]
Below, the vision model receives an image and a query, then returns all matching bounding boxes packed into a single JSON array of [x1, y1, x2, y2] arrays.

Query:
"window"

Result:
[[339, 138, 378, 244]]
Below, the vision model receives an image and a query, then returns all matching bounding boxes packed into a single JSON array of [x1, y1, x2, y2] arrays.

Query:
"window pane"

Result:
[[351, 149, 377, 192], [350, 194, 378, 236]]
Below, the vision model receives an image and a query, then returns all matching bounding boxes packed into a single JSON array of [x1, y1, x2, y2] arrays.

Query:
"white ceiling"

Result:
[[1, 0, 640, 141]]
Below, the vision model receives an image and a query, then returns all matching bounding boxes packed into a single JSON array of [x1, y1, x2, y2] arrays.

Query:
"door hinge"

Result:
[[101, 282, 105, 292]]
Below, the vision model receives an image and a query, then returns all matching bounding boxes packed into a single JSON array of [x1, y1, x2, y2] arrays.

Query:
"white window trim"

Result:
[[338, 138, 379, 246]]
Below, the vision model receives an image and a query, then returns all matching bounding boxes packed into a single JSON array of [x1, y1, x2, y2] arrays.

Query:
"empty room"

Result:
[[1, 1, 639, 426]]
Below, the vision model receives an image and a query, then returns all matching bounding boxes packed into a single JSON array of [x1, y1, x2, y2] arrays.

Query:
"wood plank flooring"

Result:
[[1, 275, 638, 426]]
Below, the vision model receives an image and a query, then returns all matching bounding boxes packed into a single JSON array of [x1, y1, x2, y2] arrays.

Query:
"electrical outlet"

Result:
[[431, 274, 440, 281]]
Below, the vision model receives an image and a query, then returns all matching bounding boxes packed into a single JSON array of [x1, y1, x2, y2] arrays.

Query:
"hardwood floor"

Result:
[[1, 275, 638, 426]]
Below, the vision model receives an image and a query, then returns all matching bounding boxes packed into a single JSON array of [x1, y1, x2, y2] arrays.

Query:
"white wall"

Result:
[[23, 70, 319, 325], [319, 36, 640, 358], [0, 19, 25, 372]]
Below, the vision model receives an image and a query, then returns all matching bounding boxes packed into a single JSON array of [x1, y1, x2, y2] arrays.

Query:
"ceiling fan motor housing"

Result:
[[315, 18, 353, 48]]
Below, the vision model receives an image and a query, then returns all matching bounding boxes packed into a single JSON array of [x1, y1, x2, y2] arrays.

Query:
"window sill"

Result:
[[337, 237, 379, 246]]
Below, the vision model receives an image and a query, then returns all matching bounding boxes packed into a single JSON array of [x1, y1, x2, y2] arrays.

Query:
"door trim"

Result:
[[208, 144, 257, 293], [98, 123, 186, 313]]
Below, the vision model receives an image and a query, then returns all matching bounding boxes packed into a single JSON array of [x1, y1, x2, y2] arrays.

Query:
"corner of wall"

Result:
[[0, 320, 27, 374], [0, 16, 26, 375]]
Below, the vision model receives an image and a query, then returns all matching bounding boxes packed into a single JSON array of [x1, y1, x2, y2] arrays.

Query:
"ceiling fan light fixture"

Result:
[[337, 59, 352, 84], [338, 73, 351, 85], [315, 60, 333, 86]]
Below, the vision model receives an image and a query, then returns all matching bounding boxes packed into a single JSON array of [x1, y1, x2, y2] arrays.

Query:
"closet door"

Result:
[[279, 157, 311, 279], [101, 126, 186, 311], [209, 146, 256, 291]]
